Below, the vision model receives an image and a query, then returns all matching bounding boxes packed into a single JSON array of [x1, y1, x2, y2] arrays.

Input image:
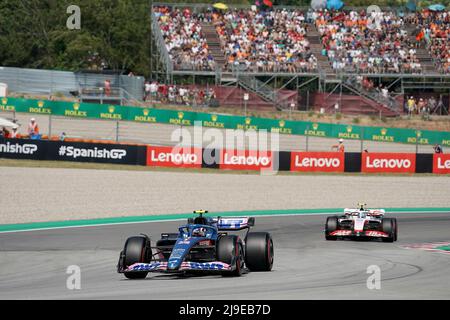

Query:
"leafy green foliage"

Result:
[[0, 0, 150, 75]]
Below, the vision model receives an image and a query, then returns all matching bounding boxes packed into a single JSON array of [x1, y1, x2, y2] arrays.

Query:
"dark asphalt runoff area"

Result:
[[0, 212, 449, 299]]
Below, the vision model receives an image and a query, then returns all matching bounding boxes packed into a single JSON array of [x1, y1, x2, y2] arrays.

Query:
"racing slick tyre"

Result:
[[325, 216, 338, 241], [392, 218, 398, 241], [381, 218, 395, 243], [123, 236, 152, 279], [217, 235, 244, 277], [245, 232, 274, 272]]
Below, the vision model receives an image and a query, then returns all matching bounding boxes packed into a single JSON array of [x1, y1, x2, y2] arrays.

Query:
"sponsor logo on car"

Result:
[[365, 231, 388, 237], [187, 262, 229, 270], [170, 249, 186, 259], [0, 142, 38, 155], [330, 230, 352, 236]]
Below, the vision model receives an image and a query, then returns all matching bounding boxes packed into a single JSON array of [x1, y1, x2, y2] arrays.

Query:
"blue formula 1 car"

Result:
[[117, 210, 274, 279]]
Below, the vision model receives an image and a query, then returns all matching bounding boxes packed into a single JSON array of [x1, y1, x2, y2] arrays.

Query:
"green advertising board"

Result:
[[1, 97, 449, 146]]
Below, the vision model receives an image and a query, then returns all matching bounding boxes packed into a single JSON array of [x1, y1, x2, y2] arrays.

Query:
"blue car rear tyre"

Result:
[[245, 232, 274, 271]]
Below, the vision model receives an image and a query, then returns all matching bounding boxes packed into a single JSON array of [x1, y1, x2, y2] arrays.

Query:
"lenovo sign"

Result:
[[362, 153, 416, 173], [291, 152, 344, 172], [147, 146, 202, 168], [433, 154, 450, 174], [220, 149, 273, 171]]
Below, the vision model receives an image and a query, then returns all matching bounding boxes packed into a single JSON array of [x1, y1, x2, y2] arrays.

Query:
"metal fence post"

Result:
[[415, 131, 419, 154], [360, 126, 364, 153], [305, 125, 309, 152], [116, 121, 120, 142], [48, 115, 52, 138]]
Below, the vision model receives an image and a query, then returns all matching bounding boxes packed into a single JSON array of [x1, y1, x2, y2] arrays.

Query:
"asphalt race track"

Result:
[[0, 211, 449, 299]]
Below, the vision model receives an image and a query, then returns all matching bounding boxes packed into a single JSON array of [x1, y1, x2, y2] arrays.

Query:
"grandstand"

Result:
[[149, 3, 450, 116]]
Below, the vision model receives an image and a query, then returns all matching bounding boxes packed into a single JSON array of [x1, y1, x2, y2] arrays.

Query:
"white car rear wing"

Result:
[[344, 208, 385, 216]]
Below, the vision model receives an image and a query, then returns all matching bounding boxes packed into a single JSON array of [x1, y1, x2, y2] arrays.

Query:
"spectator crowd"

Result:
[[213, 8, 318, 72], [406, 10, 450, 74], [154, 5, 449, 75], [154, 6, 216, 71], [315, 10, 422, 74], [404, 95, 447, 115]]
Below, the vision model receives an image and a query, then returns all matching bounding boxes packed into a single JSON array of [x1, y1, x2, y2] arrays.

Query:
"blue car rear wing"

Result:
[[216, 217, 255, 231]]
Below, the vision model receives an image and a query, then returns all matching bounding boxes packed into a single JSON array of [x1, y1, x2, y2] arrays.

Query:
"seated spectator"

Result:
[[155, 6, 215, 71], [213, 8, 317, 72], [409, 9, 449, 74]]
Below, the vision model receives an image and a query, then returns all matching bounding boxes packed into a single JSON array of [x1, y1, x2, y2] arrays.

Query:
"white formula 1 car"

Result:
[[324, 204, 398, 242]]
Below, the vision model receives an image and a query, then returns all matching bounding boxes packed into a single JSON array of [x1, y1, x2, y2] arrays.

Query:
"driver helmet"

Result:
[[192, 227, 207, 237]]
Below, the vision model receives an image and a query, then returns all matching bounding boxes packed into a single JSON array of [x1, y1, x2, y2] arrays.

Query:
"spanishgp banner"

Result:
[[0, 138, 46, 160], [46, 141, 144, 165], [219, 149, 273, 171], [147, 146, 202, 168], [362, 153, 416, 173], [291, 152, 345, 172], [433, 154, 450, 174], [0, 138, 145, 165]]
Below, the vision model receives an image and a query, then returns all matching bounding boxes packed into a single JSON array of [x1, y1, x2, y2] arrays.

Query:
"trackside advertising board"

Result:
[[0, 138, 146, 165], [0, 138, 45, 160], [291, 152, 344, 172], [433, 154, 450, 174], [147, 146, 202, 168], [362, 153, 416, 173], [219, 149, 273, 171], [47, 141, 143, 165]]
